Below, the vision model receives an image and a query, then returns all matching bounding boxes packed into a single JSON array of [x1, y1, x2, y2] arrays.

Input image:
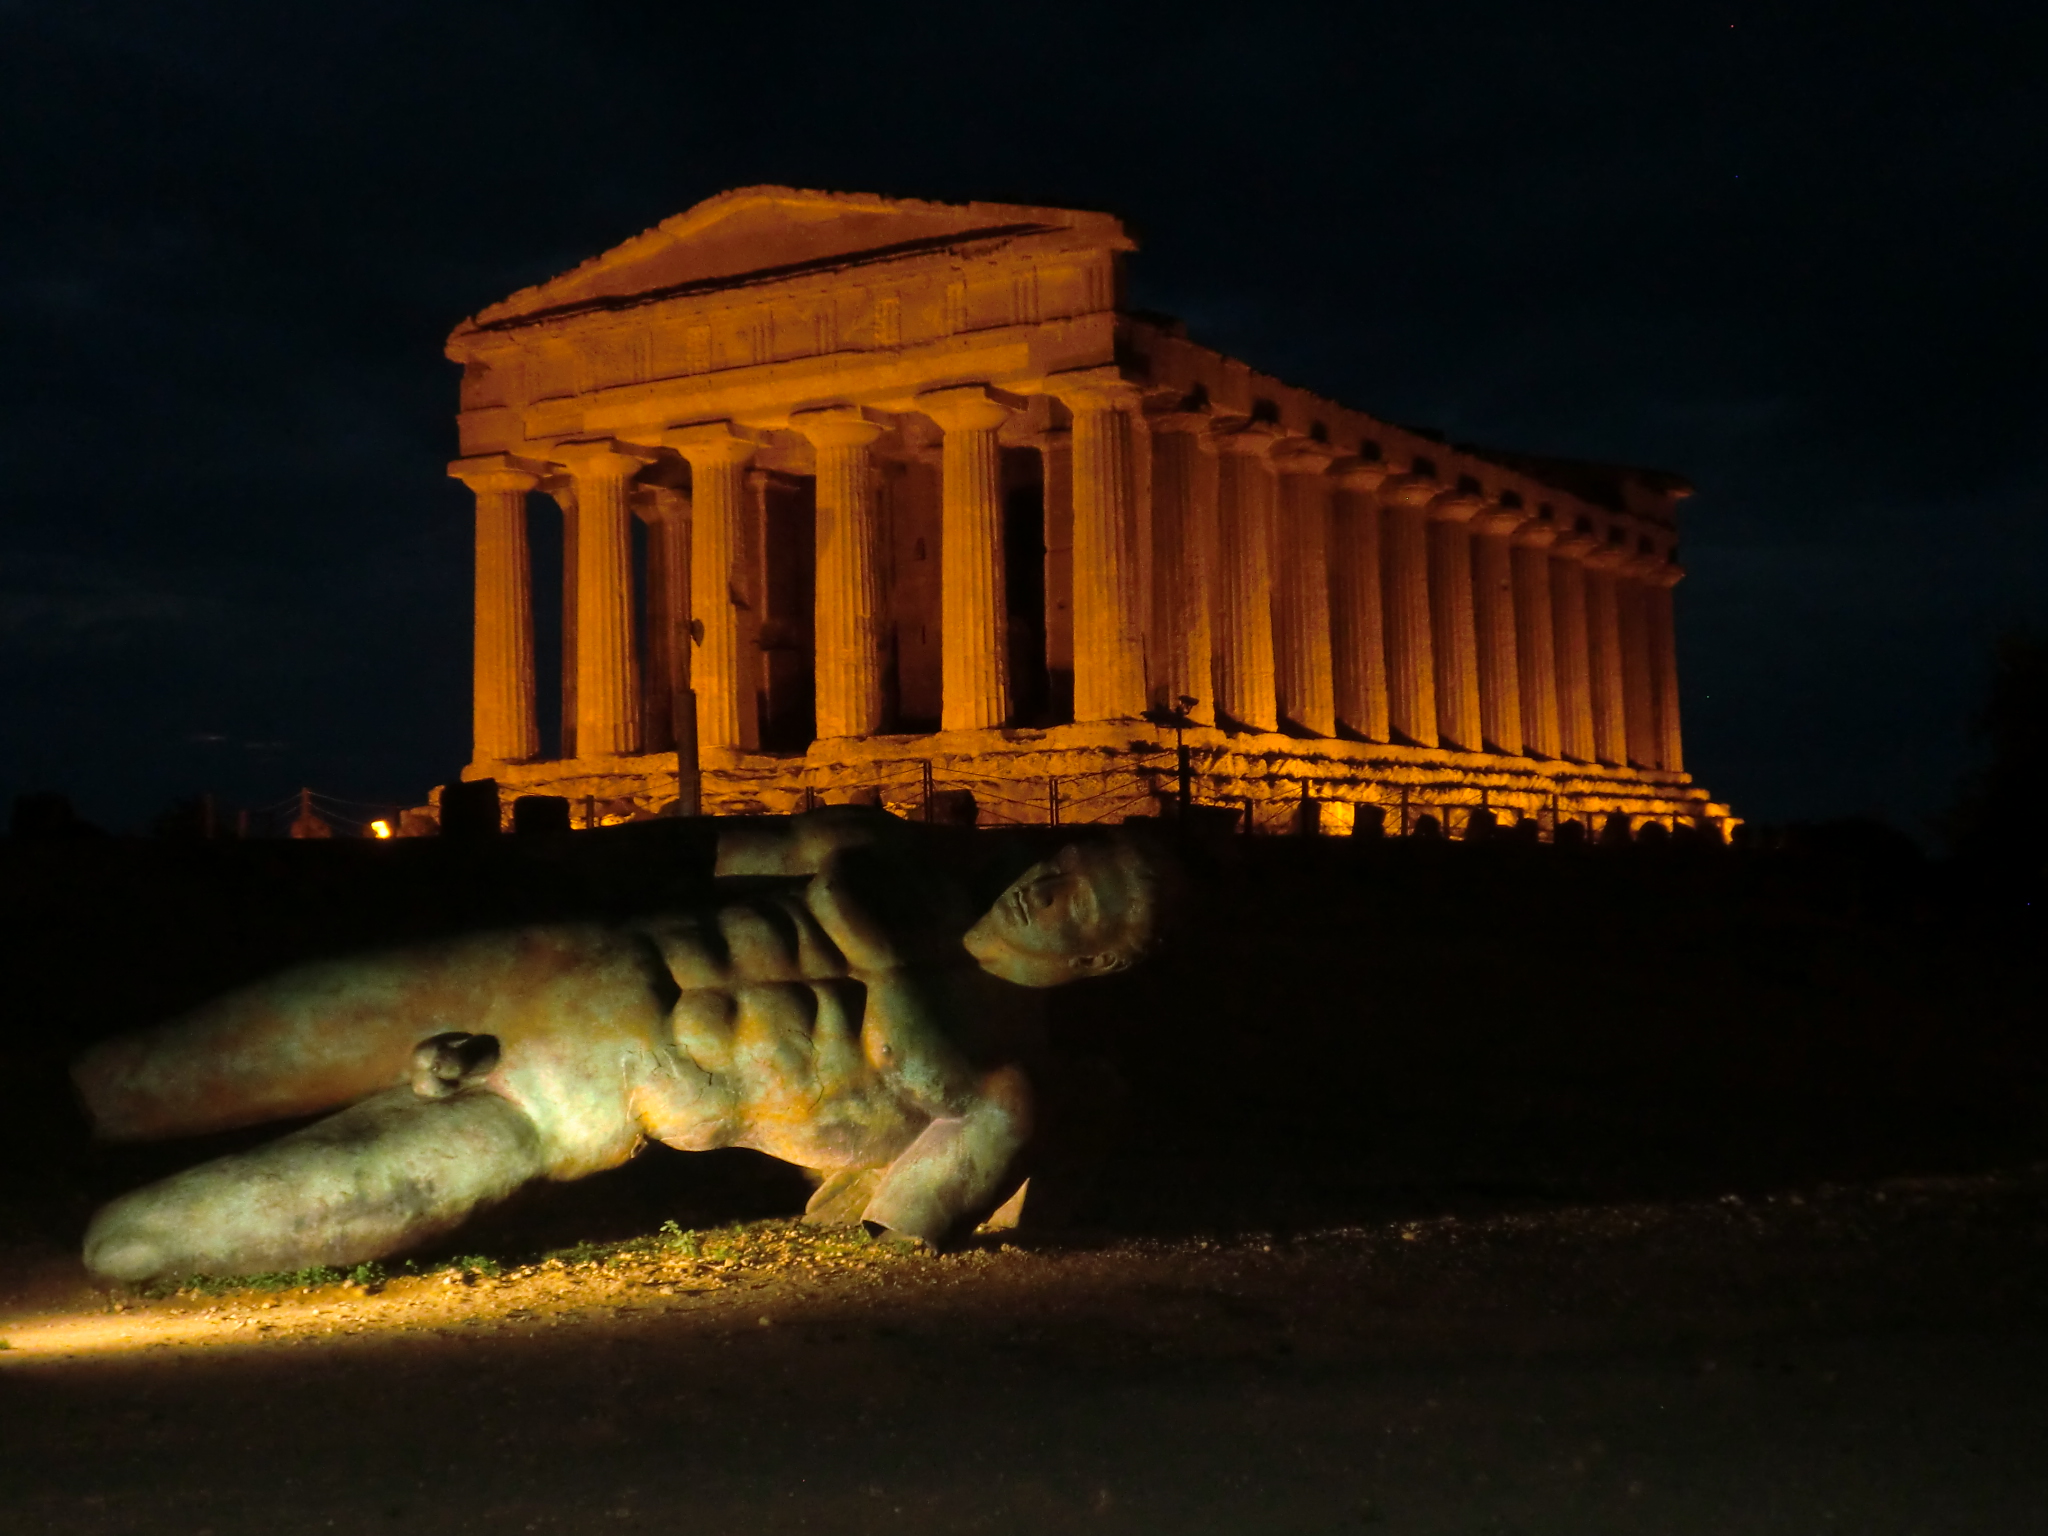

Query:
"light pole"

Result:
[[1171, 695, 1198, 815]]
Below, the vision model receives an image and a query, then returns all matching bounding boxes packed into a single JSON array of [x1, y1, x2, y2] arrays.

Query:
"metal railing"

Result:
[[796, 749, 1179, 828]]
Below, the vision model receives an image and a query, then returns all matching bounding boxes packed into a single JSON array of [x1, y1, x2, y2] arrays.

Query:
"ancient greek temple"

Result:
[[443, 187, 1732, 835]]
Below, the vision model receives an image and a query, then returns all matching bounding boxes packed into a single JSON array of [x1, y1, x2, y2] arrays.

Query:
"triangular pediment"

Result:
[[467, 186, 1129, 330]]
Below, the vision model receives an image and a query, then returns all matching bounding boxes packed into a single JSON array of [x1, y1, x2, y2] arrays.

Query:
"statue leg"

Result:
[[83, 1086, 548, 1282], [73, 927, 610, 1142]]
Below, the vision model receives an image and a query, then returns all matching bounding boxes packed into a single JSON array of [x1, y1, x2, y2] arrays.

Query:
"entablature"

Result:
[[450, 188, 1687, 564], [1120, 318, 1684, 560]]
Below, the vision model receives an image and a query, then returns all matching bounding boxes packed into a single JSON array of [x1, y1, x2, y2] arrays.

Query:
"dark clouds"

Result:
[[2, 1, 2042, 832]]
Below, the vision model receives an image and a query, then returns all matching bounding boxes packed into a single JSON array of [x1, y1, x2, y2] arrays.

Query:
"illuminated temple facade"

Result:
[[443, 187, 1733, 835]]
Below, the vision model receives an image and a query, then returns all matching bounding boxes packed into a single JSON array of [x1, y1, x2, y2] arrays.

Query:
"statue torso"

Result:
[[627, 866, 1037, 1173]]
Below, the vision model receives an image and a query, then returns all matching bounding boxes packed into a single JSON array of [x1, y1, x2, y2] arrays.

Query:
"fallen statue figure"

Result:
[[73, 808, 1169, 1281]]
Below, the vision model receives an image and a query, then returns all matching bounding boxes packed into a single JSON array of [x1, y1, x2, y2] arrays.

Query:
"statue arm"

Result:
[[858, 1061, 1033, 1248], [845, 964, 1035, 1248], [714, 805, 905, 878], [797, 841, 1026, 1245]]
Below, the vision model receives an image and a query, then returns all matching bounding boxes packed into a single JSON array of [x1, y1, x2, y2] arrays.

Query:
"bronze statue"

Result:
[[74, 809, 1167, 1281]]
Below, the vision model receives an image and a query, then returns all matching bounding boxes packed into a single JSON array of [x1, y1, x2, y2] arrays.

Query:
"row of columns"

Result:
[[452, 375, 1149, 766], [1147, 425, 1684, 773], [454, 389, 1683, 777]]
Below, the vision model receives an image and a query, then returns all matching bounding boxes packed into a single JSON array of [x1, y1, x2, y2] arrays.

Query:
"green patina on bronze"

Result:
[[74, 809, 1166, 1281]]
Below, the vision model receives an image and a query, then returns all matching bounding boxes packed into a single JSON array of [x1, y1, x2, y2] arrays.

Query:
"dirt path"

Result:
[[5, 1171, 2046, 1535]]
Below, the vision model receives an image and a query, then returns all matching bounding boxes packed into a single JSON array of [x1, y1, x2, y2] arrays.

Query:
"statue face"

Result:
[[962, 844, 1139, 988]]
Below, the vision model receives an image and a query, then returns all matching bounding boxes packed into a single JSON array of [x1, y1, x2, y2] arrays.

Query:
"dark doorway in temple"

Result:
[[530, 490, 569, 762], [756, 474, 816, 751], [886, 457, 942, 734], [1004, 451, 1051, 725]]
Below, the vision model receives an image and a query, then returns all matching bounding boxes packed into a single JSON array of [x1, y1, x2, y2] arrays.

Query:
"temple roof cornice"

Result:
[[453, 186, 1132, 340], [450, 189, 1691, 558]]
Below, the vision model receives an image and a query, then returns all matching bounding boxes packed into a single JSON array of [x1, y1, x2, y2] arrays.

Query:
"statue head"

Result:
[[963, 835, 1173, 988]]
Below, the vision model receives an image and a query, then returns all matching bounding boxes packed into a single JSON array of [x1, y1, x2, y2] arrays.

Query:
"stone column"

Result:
[[1050, 376, 1147, 722], [1583, 542, 1629, 766], [793, 407, 888, 739], [551, 440, 660, 760], [662, 423, 761, 753], [1617, 556, 1659, 769], [1270, 441, 1339, 736], [1509, 519, 1562, 759], [1642, 560, 1686, 772], [1331, 459, 1390, 742], [1549, 530, 1598, 763], [919, 386, 1016, 732], [1469, 504, 1528, 755], [449, 455, 543, 766], [1378, 473, 1440, 748], [1426, 489, 1485, 753], [1146, 412, 1215, 724], [1209, 429, 1279, 733]]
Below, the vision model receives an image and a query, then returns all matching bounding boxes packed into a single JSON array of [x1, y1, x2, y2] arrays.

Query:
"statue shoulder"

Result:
[[715, 805, 919, 878], [801, 841, 977, 973]]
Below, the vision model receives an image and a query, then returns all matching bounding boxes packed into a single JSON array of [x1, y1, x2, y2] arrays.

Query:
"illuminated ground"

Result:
[[5, 1172, 2046, 1534], [5, 830, 2046, 1530]]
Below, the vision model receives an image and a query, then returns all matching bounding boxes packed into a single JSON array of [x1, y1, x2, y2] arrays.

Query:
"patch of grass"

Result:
[[127, 1217, 893, 1301], [141, 1264, 354, 1300], [136, 1259, 399, 1301]]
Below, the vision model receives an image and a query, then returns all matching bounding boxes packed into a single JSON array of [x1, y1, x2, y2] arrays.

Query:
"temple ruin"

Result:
[[442, 186, 1733, 836]]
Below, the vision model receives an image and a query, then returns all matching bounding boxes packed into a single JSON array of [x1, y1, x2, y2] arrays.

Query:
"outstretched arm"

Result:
[[714, 805, 906, 878], [859, 1061, 1033, 1248]]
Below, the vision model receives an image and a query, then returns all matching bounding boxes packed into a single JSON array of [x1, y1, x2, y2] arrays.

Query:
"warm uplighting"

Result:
[[369, 820, 393, 839]]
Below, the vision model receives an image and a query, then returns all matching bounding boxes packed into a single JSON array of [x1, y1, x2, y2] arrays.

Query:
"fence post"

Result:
[[921, 761, 934, 823], [1048, 776, 1061, 828]]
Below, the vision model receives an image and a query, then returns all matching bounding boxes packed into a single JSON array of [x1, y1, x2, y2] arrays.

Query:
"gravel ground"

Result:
[[4, 1170, 2045, 1535]]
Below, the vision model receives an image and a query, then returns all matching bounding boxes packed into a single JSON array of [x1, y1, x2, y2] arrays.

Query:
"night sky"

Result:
[[4, 2, 2042, 837]]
